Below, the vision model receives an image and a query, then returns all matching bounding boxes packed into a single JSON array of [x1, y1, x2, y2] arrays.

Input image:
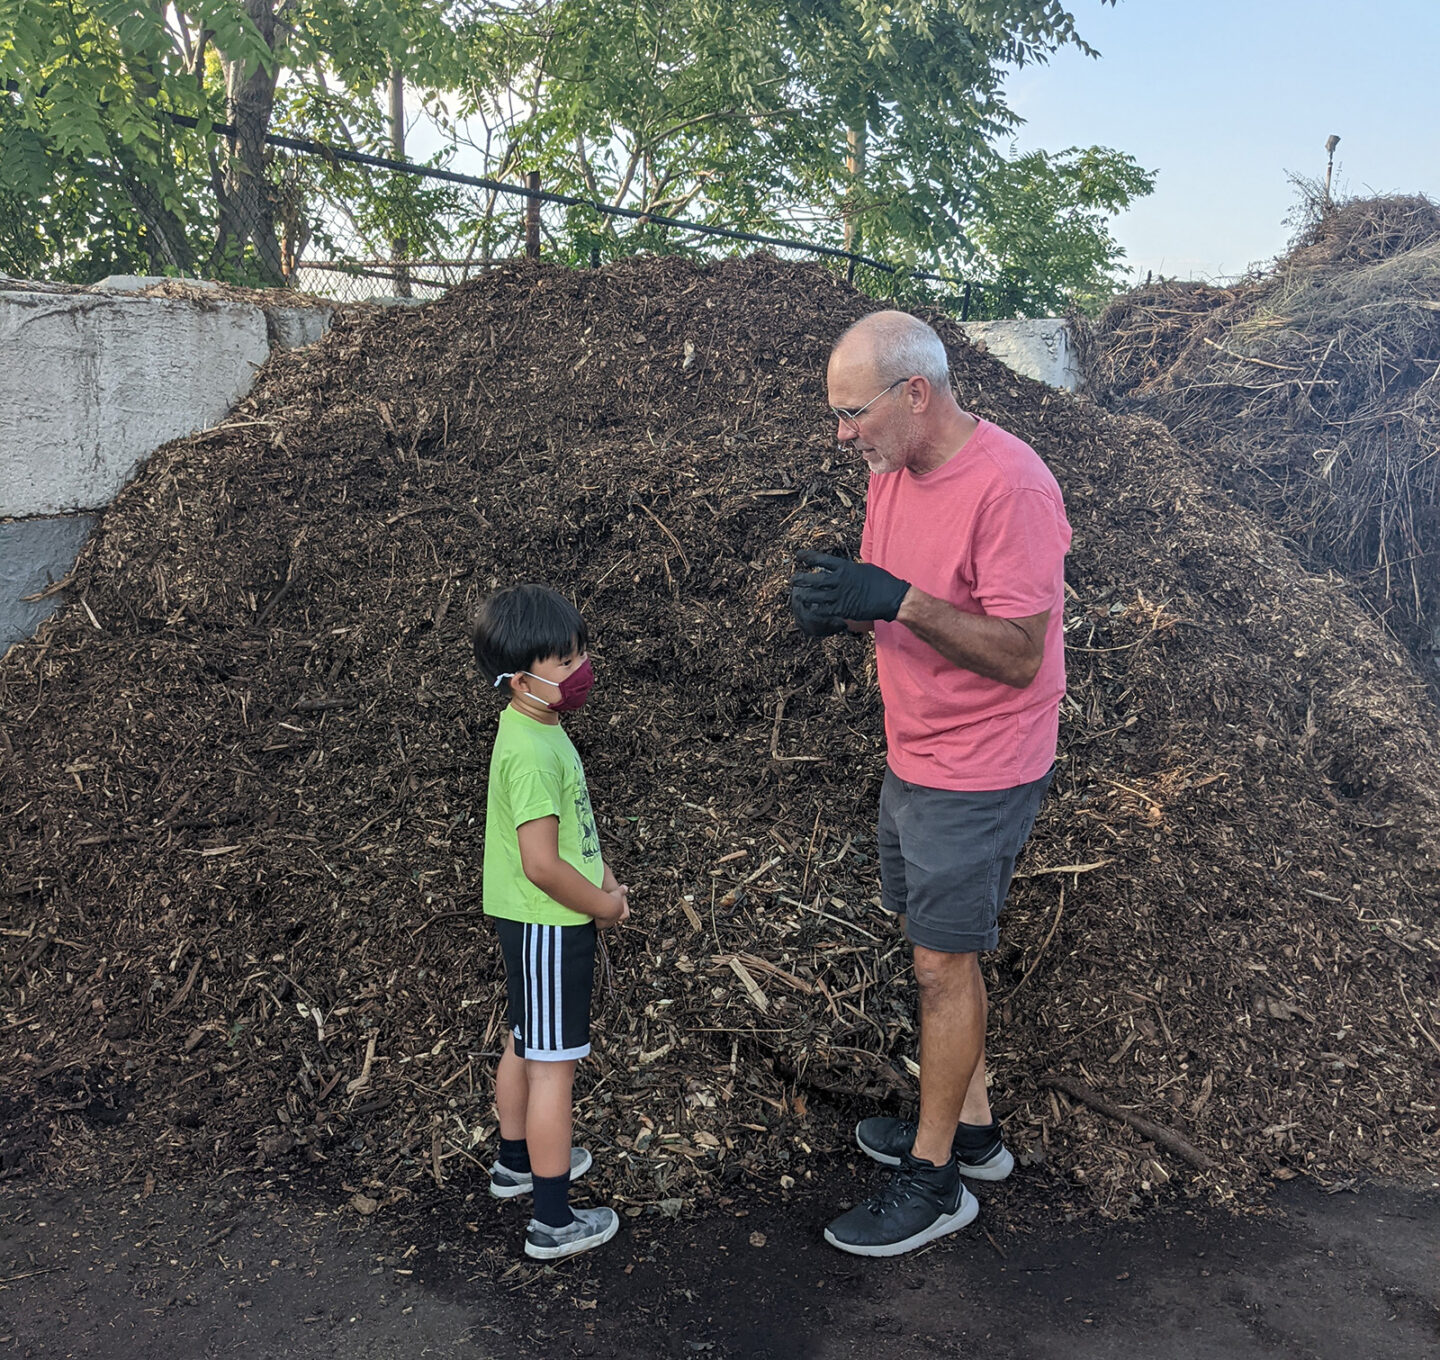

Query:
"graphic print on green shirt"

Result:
[[482, 705, 603, 926]]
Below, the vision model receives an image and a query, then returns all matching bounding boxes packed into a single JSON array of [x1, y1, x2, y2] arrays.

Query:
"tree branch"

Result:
[[574, 134, 602, 201], [646, 107, 744, 148], [611, 138, 643, 210], [173, 7, 195, 67]]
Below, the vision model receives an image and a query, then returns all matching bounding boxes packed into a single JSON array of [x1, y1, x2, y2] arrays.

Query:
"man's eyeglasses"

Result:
[[829, 377, 907, 430]]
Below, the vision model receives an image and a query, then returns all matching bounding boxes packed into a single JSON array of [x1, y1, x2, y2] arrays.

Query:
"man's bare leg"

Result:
[[959, 972, 993, 1127], [909, 947, 987, 1166]]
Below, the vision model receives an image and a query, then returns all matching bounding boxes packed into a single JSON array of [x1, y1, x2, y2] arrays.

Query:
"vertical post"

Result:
[[1324, 134, 1340, 208], [961, 283, 972, 322], [389, 67, 411, 297], [526, 171, 541, 259]]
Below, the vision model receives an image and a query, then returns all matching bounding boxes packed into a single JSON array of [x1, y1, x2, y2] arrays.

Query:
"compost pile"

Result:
[[4, 255, 1438, 1221], [1086, 193, 1440, 676]]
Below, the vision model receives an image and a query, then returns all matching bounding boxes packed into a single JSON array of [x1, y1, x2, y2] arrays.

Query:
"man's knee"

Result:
[[912, 946, 980, 995]]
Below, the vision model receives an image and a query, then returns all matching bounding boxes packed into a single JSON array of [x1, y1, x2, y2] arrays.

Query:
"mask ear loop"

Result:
[[495, 671, 556, 709]]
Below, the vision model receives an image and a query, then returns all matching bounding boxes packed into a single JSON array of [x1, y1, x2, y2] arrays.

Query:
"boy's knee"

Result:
[[526, 1057, 578, 1083]]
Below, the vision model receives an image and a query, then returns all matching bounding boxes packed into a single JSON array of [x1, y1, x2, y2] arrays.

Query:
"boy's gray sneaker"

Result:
[[855, 1116, 1015, 1182], [489, 1145, 593, 1199], [524, 1206, 619, 1261], [824, 1153, 978, 1258]]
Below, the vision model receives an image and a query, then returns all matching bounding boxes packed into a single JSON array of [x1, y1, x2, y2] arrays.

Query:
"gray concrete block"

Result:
[[267, 305, 336, 350], [0, 514, 96, 653], [96, 275, 218, 292], [0, 290, 270, 517], [959, 319, 1082, 391]]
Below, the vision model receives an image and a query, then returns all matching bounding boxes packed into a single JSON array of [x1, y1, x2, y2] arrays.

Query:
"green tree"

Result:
[[2, 0, 1152, 304], [0, 0, 464, 283], [449, 0, 1152, 310], [963, 144, 1156, 317]]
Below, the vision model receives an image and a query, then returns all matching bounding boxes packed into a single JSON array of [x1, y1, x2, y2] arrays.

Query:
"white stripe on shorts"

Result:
[[550, 925, 564, 1051], [520, 923, 577, 1057], [525, 923, 540, 1048]]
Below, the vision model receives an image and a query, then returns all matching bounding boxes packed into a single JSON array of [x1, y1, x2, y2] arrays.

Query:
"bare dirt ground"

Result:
[[3, 1156, 1436, 1360]]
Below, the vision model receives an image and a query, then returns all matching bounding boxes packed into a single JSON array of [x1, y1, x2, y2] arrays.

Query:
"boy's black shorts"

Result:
[[494, 918, 597, 1061]]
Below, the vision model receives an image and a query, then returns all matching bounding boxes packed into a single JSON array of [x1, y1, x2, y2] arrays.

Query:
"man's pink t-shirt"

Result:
[[861, 418, 1071, 792]]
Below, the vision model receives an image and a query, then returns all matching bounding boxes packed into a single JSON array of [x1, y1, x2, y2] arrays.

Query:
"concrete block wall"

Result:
[[0, 514, 96, 645], [1, 290, 270, 516], [960, 318, 1083, 393], [0, 279, 338, 651]]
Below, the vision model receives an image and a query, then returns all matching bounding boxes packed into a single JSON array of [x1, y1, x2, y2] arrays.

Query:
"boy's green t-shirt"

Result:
[[483, 705, 603, 926]]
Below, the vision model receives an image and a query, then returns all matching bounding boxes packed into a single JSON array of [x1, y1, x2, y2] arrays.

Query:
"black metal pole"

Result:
[[526, 172, 541, 259]]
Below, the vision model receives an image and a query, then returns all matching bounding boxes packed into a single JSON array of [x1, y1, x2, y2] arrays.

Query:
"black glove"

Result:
[[791, 587, 850, 638], [789, 549, 911, 624]]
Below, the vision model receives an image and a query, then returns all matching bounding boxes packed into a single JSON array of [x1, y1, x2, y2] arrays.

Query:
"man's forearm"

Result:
[[894, 587, 1045, 688]]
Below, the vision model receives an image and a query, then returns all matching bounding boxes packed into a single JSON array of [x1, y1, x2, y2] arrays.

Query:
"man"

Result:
[[791, 310, 1070, 1258]]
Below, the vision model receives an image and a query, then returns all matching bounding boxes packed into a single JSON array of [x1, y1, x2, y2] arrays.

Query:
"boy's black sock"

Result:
[[955, 1119, 1001, 1153], [498, 1137, 531, 1173], [531, 1173, 574, 1229]]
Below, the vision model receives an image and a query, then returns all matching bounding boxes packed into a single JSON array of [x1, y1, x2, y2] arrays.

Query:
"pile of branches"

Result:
[[1086, 193, 1440, 674], [3, 254, 1438, 1223]]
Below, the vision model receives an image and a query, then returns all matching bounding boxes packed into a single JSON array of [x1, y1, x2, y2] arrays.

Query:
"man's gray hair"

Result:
[[837, 311, 952, 392]]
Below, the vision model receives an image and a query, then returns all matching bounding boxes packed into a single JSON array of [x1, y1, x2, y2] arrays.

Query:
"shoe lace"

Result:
[[866, 1164, 926, 1215]]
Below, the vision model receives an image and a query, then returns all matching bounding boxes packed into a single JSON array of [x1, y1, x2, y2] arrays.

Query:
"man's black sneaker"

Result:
[[524, 1205, 619, 1260], [954, 1133, 1014, 1182], [489, 1145, 593, 1199], [824, 1153, 979, 1258], [855, 1116, 1015, 1182]]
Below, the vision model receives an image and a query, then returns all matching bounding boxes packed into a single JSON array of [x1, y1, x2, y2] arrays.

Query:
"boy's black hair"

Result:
[[469, 584, 589, 689]]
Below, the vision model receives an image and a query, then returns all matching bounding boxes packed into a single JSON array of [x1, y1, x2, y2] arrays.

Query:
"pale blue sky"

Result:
[[1004, 0, 1440, 281]]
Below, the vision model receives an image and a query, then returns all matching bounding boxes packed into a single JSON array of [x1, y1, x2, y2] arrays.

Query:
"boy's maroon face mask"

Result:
[[538, 657, 595, 712]]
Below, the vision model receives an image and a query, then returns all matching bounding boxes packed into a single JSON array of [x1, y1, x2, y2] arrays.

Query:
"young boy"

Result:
[[470, 584, 631, 1261]]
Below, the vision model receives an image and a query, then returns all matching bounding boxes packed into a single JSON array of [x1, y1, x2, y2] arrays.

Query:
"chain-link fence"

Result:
[[172, 115, 979, 315]]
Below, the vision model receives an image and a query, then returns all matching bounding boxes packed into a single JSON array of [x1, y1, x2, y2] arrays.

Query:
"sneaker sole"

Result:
[[524, 1214, 619, 1261], [957, 1146, 1014, 1182], [854, 1121, 904, 1168], [823, 1191, 979, 1258], [489, 1147, 595, 1199], [854, 1122, 1014, 1181]]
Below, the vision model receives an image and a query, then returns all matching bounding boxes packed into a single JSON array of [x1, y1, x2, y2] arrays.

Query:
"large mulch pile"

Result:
[[3, 254, 1438, 1222], [1084, 193, 1440, 677]]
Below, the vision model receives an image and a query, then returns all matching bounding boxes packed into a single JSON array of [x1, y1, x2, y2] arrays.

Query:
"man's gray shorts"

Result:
[[877, 765, 1053, 954]]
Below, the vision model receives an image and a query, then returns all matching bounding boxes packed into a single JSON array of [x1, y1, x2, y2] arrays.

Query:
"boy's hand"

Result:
[[598, 885, 630, 927]]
